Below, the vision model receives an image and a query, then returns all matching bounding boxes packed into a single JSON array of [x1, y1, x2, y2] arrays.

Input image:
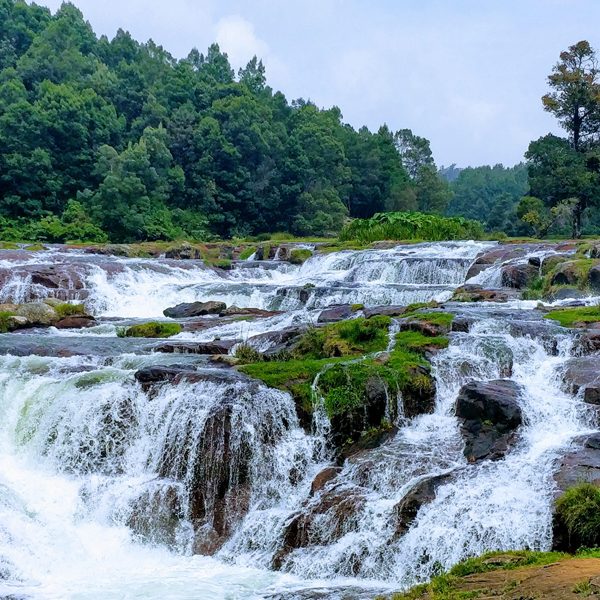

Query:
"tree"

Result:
[[543, 41, 600, 151]]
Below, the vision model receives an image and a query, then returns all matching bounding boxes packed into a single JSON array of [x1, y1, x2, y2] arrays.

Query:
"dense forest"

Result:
[[0, 2, 599, 242], [0, 0, 454, 243]]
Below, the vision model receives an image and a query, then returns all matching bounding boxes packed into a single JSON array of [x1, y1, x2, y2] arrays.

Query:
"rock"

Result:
[[0, 303, 18, 313], [540, 254, 572, 275], [528, 256, 541, 267], [272, 485, 365, 570], [219, 306, 281, 318], [7, 315, 29, 330], [562, 357, 600, 404], [398, 316, 450, 337], [401, 366, 436, 419], [317, 305, 353, 323], [251, 326, 307, 355], [576, 331, 600, 355], [15, 302, 58, 326], [550, 260, 597, 288], [310, 467, 342, 495], [0, 264, 87, 301], [501, 263, 538, 289], [547, 286, 588, 301], [54, 315, 96, 329], [163, 301, 227, 318], [589, 265, 600, 292], [452, 285, 510, 303], [451, 316, 473, 333], [164, 243, 201, 260], [455, 380, 523, 462], [392, 473, 453, 539], [153, 340, 237, 355], [363, 305, 413, 318]]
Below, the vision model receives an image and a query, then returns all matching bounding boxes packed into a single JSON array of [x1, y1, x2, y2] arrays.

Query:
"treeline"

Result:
[[0, 0, 454, 243]]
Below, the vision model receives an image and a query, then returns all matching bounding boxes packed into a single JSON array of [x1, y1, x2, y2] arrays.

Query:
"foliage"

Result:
[[121, 321, 182, 338], [339, 212, 484, 243], [233, 343, 264, 364], [556, 483, 600, 548], [544, 305, 600, 327], [0, 1, 460, 242], [0, 311, 15, 333], [53, 302, 86, 318], [288, 248, 313, 264]]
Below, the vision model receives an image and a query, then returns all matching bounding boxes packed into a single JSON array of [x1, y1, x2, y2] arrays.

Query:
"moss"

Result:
[[53, 303, 86, 318], [0, 241, 19, 250], [556, 483, 600, 548], [550, 258, 598, 289], [234, 343, 264, 364], [544, 305, 600, 327], [0, 311, 15, 333], [351, 303, 364, 312], [122, 322, 183, 338], [403, 311, 454, 329], [395, 331, 449, 352], [541, 254, 572, 275], [289, 248, 313, 265]]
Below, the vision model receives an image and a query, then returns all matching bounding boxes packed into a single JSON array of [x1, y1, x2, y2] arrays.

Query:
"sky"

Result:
[[36, 0, 600, 168]]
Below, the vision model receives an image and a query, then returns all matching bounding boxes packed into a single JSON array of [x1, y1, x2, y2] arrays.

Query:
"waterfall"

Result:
[[0, 241, 594, 598]]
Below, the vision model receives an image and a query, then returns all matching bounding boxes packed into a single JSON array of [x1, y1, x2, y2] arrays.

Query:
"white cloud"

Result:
[[215, 15, 269, 70]]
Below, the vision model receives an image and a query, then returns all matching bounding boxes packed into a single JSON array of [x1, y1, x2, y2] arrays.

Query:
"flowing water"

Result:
[[0, 241, 596, 599]]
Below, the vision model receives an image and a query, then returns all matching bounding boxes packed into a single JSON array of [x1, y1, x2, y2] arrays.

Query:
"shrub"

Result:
[[339, 211, 484, 243], [122, 322, 183, 338], [234, 343, 264, 364], [289, 249, 313, 265], [555, 483, 600, 549], [0, 311, 15, 333], [54, 303, 86, 318]]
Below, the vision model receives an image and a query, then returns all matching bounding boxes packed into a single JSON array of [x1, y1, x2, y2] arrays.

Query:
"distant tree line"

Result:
[[0, 0, 455, 243]]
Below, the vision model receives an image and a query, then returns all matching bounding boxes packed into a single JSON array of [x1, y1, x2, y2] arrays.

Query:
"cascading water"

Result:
[[0, 241, 596, 599]]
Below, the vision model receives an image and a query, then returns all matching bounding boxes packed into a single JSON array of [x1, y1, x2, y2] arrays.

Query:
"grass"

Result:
[[119, 322, 183, 338], [544, 305, 600, 328], [395, 331, 450, 352], [233, 343, 264, 364], [556, 483, 600, 548], [0, 310, 15, 333], [238, 247, 256, 260], [339, 212, 484, 244]]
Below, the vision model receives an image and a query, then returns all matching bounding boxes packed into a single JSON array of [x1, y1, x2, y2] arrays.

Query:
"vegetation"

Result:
[[119, 321, 182, 338], [0, 1, 456, 243], [556, 484, 600, 548], [339, 212, 484, 244], [53, 302, 86, 318], [289, 248, 313, 265], [0, 310, 15, 333], [544, 305, 600, 327]]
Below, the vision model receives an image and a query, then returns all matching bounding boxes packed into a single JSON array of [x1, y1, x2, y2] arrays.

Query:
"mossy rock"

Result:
[[122, 322, 183, 338], [550, 259, 599, 289], [544, 306, 600, 328], [289, 248, 313, 265], [53, 302, 87, 319]]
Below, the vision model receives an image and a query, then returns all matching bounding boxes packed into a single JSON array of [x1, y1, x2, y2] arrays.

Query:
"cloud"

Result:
[[215, 15, 269, 70]]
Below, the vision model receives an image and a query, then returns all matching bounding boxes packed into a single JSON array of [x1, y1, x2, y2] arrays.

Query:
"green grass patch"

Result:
[[340, 212, 484, 244], [238, 247, 256, 260], [544, 305, 600, 327], [404, 311, 454, 328], [120, 322, 183, 338], [0, 311, 15, 333], [395, 331, 449, 352], [556, 483, 600, 548]]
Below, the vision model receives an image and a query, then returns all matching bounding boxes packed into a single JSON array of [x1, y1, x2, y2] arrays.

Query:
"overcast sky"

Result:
[[36, 0, 600, 167]]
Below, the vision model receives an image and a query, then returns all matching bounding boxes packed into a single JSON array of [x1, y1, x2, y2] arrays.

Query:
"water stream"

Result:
[[0, 241, 595, 599]]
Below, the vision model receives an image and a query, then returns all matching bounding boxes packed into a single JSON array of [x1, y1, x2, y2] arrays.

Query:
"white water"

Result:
[[0, 241, 595, 598]]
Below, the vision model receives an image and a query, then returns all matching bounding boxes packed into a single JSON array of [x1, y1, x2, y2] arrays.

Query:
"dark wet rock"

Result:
[[153, 340, 237, 355], [363, 305, 412, 318], [500, 263, 538, 289], [0, 264, 87, 301], [563, 357, 600, 404], [54, 315, 96, 329], [341, 426, 399, 461], [310, 467, 342, 496], [589, 265, 600, 292], [455, 380, 523, 462], [317, 305, 353, 323], [465, 262, 490, 280], [548, 286, 589, 301], [392, 473, 454, 539], [398, 316, 451, 337], [451, 316, 474, 333], [467, 244, 550, 281], [135, 366, 246, 391], [575, 331, 600, 355], [452, 285, 511, 303], [273, 485, 365, 570], [163, 301, 227, 318], [528, 256, 541, 267], [252, 326, 307, 356]]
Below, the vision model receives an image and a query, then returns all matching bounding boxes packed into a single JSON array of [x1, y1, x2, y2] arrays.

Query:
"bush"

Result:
[[555, 483, 600, 548], [122, 322, 183, 338], [339, 211, 484, 243]]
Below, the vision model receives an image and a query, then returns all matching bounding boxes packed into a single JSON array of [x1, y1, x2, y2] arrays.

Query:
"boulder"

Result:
[[562, 357, 600, 405], [455, 380, 523, 462], [272, 485, 365, 570], [398, 316, 451, 337], [164, 243, 201, 260], [317, 305, 353, 323], [547, 286, 589, 301], [54, 315, 96, 329], [500, 263, 538, 289], [15, 302, 58, 326], [153, 340, 237, 355], [163, 301, 226, 318], [575, 331, 600, 355], [554, 434, 600, 493], [310, 467, 342, 496], [451, 316, 474, 333], [392, 473, 453, 539], [589, 265, 600, 292], [363, 305, 414, 318], [451, 285, 510, 303], [250, 326, 307, 355], [219, 306, 281, 318]]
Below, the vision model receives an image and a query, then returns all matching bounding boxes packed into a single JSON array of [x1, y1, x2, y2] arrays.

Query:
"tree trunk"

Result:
[[572, 201, 583, 239]]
